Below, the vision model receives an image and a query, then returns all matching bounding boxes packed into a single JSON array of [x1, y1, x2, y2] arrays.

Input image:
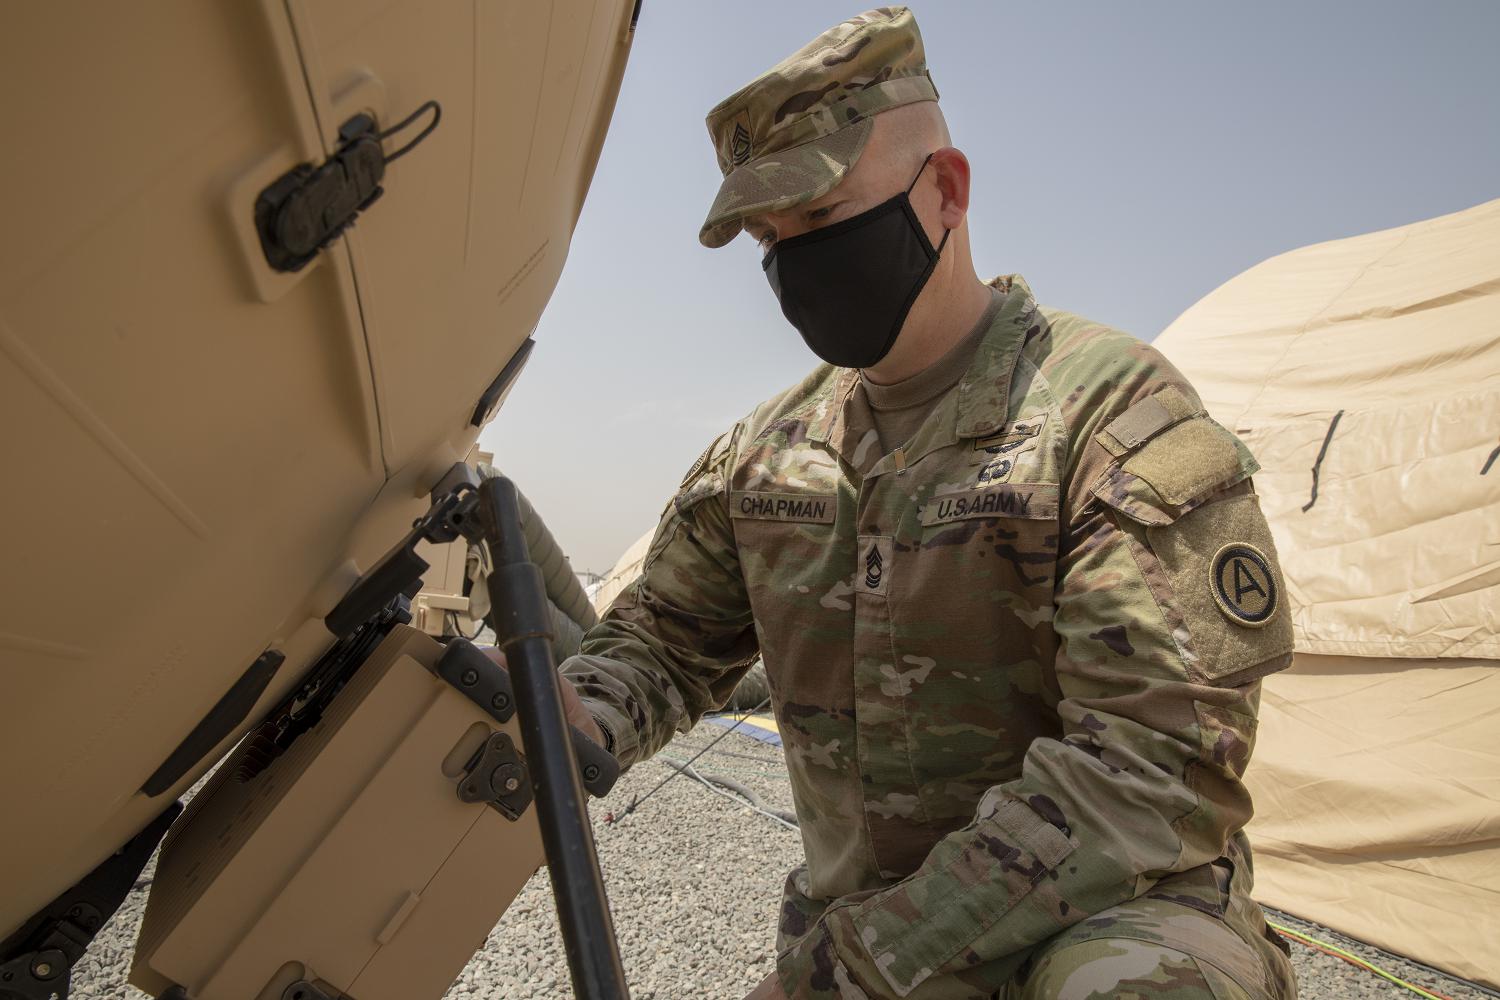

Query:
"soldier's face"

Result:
[[743, 142, 933, 257], [742, 143, 960, 265]]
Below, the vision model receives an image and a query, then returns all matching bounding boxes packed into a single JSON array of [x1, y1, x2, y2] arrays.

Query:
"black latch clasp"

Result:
[[458, 731, 534, 821], [254, 100, 441, 273]]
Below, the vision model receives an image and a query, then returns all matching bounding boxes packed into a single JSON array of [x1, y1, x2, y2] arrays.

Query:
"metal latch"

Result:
[[254, 100, 441, 273], [458, 732, 534, 821]]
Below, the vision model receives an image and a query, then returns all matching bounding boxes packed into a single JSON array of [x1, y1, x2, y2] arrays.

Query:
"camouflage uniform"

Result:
[[563, 9, 1298, 999]]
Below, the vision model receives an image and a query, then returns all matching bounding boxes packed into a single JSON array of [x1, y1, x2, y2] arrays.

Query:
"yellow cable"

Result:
[[1267, 920, 1449, 1000]]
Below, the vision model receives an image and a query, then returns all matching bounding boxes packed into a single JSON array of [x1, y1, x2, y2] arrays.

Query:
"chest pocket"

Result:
[[1088, 390, 1294, 682]]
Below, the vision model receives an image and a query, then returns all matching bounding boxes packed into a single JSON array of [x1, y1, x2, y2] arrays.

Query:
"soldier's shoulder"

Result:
[[1026, 305, 1200, 439], [736, 361, 845, 445]]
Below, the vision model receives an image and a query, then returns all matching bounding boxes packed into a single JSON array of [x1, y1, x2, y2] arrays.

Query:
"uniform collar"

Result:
[[808, 275, 1039, 476]]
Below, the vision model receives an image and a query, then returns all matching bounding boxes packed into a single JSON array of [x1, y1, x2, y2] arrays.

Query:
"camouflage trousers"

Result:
[[783, 848, 1297, 1000], [996, 859, 1297, 1000]]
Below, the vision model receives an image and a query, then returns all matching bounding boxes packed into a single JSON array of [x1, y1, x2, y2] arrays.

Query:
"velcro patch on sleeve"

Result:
[[1123, 416, 1255, 507], [673, 471, 725, 515], [921, 483, 1059, 525], [1097, 385, 1202, 457], [729, 491, 836, 524]]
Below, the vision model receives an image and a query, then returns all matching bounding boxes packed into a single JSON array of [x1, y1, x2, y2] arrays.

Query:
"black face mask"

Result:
[[762, 154, 950, 369]]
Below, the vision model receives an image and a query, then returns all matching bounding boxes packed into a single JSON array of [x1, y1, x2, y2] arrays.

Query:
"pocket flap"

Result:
[[1091, 415, 1259, 526], [851, 797, 1075, 996]]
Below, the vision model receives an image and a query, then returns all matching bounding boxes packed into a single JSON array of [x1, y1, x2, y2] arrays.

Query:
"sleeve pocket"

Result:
[[850, 797, 1075, 997], [1090, 414, 1258, 527]]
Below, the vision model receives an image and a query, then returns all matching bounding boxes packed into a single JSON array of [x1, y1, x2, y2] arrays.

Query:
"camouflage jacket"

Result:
[[563, 275, 1293, 998]]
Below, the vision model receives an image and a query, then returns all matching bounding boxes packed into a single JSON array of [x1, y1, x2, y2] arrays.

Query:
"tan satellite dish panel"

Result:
[[0, 0, 635, 947], [130, 626, 548, 1000]]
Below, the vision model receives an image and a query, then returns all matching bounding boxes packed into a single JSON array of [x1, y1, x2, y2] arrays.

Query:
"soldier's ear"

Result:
[[930, 146, 970, 229]]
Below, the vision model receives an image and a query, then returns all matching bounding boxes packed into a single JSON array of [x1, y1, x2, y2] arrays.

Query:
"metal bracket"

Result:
[[457, 732, 533, 821], [323, 465, 483, 638], [0, 804, 181, 1000]]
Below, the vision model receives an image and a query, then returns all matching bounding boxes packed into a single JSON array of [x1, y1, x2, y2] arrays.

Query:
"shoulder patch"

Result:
[[680, 430, 731, 488], [1210, 543, 1278, 628]]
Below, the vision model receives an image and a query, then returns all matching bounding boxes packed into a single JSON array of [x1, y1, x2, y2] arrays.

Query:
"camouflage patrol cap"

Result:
[[699, 7, 939, 249]]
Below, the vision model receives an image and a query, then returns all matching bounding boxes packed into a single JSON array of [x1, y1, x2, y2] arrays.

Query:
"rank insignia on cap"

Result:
[[1211, 543, 1278, 627], [730, 119, 752, 166]]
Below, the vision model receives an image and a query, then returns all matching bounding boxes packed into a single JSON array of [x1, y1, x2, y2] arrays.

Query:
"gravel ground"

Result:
[[68, 722, 1494, 1000]]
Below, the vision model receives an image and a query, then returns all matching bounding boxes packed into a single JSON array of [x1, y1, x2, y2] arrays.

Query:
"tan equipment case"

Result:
[[131, 625, 546, 1000]]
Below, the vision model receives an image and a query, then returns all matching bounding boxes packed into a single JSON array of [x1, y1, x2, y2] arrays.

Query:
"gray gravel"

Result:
[[67, 723, 1494, 1000]]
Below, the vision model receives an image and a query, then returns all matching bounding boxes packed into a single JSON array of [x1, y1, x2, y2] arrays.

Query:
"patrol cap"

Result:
[[698, 6, 939, 249]]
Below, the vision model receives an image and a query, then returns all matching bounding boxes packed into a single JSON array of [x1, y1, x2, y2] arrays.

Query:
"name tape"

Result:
[[921, 483, 1059, 526], [731, 491, 837, 524]]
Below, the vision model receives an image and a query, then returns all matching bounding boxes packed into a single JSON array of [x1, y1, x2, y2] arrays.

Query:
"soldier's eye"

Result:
[[807, 205, 835, 223]]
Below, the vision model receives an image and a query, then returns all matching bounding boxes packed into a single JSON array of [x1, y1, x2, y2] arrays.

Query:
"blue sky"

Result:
[[481, 0, 1500, 573]]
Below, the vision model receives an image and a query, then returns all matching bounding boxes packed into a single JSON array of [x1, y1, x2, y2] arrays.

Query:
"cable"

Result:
[[658, 755, 799, 831], [379, 100, 442, 164], [1261, 905, 1500, 999], [1266, 919, 1458, 1000], [446, 610, 484, 641], [607, 696, 772, 826]]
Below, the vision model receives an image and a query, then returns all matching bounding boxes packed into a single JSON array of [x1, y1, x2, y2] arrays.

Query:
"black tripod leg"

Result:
[[477, 476, 629, 1000]]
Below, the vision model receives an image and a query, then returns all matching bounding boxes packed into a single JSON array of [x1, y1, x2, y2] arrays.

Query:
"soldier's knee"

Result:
[[1011, 937, 1255, 1000]]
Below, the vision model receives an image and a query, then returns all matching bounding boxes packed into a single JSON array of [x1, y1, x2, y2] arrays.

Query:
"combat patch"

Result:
[[1210, 542, 1278, 628], [921, 483, 1059, 526], [730, 491, 836, 524]]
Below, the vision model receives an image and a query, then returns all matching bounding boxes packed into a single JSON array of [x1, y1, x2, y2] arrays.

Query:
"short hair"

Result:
[[873, 101, 952, 173]]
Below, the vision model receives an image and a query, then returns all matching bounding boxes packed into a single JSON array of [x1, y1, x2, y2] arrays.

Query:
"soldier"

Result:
[[524, 7, 1299, 998]]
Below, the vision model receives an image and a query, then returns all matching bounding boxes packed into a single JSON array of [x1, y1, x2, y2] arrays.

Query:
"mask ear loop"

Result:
[[905, 152, 936, 194], [905, 152, 951, 255]]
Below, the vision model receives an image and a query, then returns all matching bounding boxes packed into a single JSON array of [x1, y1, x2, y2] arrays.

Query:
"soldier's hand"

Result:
[[744, 972, 789, 1000], [480, 647, 607, 749]]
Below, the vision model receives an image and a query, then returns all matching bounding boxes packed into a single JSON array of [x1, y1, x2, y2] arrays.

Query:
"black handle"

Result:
[[477, 476, 629, 1000], [570, 723, 620, 796], [434, 638, 619, 798]]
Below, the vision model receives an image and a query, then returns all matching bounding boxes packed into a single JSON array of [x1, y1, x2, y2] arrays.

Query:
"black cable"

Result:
[[445, 610, 484, 641], [612, 696, 773, 824], [379, 100, 442, 164]]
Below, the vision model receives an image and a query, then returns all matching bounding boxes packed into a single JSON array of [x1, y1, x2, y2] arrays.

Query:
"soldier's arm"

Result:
[[559, 427, 759, 767], [779, 335, 1294, 999]]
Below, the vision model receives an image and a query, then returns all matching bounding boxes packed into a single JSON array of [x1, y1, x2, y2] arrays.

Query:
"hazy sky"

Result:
[[481, 0, 1500, 574]]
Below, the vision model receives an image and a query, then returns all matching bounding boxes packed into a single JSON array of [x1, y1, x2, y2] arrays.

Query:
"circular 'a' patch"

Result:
[[1210, 543, 1278, 627]]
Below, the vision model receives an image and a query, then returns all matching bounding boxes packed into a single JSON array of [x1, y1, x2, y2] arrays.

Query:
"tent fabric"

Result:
[[588, 527, 654, 614], [1156, 198, 1500, 988], [1156, 198, 1500, 660], [1245, 654, 1500, 988]]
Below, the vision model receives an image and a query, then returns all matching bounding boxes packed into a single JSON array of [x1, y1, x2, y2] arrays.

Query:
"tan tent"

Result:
[[590, 527, 655, 613], [1155, 198, 1500, 988]]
